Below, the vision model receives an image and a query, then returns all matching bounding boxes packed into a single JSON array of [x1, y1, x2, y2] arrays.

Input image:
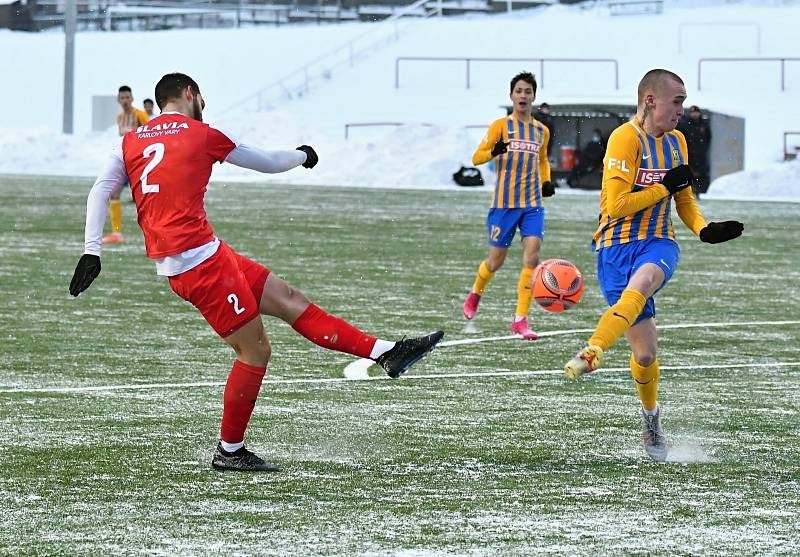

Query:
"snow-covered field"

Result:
[[1, 0, 799, 199], [2, 176, 799, 555]]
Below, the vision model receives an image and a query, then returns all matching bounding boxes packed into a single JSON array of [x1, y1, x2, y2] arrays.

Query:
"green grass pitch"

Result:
[[1, 175, 798, 555]]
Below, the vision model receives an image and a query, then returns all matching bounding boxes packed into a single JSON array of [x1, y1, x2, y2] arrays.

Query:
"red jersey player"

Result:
[[69, 73, 444, 472]]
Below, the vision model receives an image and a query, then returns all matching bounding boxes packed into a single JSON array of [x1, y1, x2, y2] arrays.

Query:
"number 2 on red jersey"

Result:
[[141, 142, 165, 194]]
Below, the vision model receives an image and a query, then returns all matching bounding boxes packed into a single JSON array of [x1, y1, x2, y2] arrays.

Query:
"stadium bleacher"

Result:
[[1, 0, 567, 31]]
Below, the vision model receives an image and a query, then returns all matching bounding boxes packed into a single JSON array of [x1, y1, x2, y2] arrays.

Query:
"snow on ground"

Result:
[[1, 0, 799, 200], [704, 158, 800, 202]]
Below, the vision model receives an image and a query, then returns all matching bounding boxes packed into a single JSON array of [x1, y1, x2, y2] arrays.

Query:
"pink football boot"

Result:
[[463, 292, 481, 320], [510, 317, 539, 340]]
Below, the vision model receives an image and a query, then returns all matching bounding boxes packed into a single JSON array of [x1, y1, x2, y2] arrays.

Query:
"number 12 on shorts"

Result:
[[490, 225, 501, 242]]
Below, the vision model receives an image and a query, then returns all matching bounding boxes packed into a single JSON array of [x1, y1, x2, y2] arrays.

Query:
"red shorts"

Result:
[[168, 242, 270, 338]]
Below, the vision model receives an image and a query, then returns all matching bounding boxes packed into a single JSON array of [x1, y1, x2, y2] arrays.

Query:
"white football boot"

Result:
[[563, 345, 604, 380]]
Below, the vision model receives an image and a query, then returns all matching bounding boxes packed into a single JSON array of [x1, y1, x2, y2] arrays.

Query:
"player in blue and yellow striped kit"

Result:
[[463, 72, 555, 340], [563, 69, 744, 461]]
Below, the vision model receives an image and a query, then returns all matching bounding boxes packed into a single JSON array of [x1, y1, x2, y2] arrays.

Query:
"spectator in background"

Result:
[[104, 85, 150, 244], [677, 105, 712, 197], [143, 98, 157, 119], [536, 102, 554, 158], [567, 128, 606, 186]]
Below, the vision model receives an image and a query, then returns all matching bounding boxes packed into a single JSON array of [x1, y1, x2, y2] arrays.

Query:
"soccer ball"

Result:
[[532, 259, 585, 312]]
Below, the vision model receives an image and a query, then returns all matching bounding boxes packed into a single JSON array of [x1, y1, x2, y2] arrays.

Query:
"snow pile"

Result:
[[214, 112, 481, 187], [2, 109, 799, 202], [0, 112, 484, 189], [705, 158, 800, 202], [0, 127, 119, 178]]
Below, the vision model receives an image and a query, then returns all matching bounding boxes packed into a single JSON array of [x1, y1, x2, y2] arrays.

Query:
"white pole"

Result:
[[63, 0, 76, 134]]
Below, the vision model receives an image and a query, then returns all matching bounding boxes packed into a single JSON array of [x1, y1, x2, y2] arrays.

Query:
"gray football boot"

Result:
[[640, 405, 669, 462]]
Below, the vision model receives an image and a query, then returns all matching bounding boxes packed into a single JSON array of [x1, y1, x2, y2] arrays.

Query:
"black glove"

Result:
[[660, 164, 696, 194], [699, 221, 744, 244], [296, 145, 318, 169], [541, 181, 556, 197], [490, 137, 509, 157], [69, 254, 101, 297]]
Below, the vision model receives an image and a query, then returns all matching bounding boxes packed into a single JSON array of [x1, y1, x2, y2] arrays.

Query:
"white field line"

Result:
[[1, 361, 800, 395], [1, 321, 798, 395], [442, 319, 800, 347], [343, 319, 800, 378]]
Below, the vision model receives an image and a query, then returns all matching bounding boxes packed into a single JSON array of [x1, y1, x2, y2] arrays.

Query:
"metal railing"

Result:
[[218, 0, 442, 114], [492, 0, 558, 12], [698, 57, 800, 91], [344, 121, 485, 138], [26, 0, 451, 31], [29, 0, 353, 30], [608, 0, 663, 16], [394, 56, 619, 89], [33, 6, 239, 31], [784, 132, 800, 160]]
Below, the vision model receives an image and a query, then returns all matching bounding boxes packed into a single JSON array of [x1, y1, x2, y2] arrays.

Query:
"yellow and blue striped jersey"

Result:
[[117, 107, 149, 136], [473, 115, 551, 209], [593, 118, 707, 251]]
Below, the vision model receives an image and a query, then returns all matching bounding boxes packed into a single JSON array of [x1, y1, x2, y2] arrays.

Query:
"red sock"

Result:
[[292, 304, 376, 358], [220, 360, 267, 444]]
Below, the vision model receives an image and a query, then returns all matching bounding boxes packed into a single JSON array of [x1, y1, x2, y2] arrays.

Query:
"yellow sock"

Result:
[[588, 289, 647, 351], [110, 199, 122, 233], [514, 266, 536, 317], [631, 354, 660, 411], [471, 261, 496, 296]]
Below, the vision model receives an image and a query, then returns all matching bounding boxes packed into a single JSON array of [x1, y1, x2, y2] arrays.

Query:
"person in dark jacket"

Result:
[[567, 128, 606, 186], [676, 105, 712, 196], [536, 102, 555, 157]]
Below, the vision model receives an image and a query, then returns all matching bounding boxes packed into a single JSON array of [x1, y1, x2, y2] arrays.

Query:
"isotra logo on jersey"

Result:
[[135, 121, 190, 139], [635, 168, 668, 187], [509, 140, 541, 154]]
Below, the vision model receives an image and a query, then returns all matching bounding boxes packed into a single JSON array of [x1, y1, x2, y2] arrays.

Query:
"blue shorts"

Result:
[[596, 237, 680, 324], [486, 207, 545, 248]]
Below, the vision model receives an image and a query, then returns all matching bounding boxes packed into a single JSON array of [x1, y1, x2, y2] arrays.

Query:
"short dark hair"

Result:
[[118, 85, 132, 94], [510, 72, 537, 96], [143, 98, 154, 105], [155, 73, 201, 110]]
